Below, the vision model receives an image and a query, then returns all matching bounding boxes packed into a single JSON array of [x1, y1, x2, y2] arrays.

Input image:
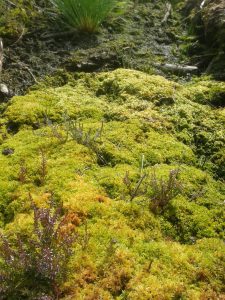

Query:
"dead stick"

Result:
[[161, 2, 172, 24], [130, 174, 147, 202], [0, 38, 3, 73], [40, 30, 77, 40], [153, 62, 198, 74], [5, 0, 16, 7], [11, 62, 38, 83], [10, 28, 25, 46]]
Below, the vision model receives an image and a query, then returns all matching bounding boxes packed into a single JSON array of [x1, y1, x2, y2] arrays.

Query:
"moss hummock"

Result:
[[0, 69, 224, 299]]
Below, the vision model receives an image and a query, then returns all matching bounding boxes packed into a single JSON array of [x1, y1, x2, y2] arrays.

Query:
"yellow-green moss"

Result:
[[1, 69, 225, 298], [182, 78, 225, 107]]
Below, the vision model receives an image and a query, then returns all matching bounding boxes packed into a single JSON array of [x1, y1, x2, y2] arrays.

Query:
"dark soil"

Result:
[[1, 0, 193, 99]]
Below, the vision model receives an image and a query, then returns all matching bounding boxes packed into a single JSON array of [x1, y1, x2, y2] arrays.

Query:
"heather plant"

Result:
[[63, 116, 107, 164], [34, 115, 106, 165], [38, 147, 48, 186], [149, 169, 182, 213], [51, 0, 126, 32], [38, 115, 104, 147], [122, 168, 182, 213], [123, 171, 147, 202], [18, 158, 28, 184], [0, 194, 77, 299], [64, 117, 104, 148]]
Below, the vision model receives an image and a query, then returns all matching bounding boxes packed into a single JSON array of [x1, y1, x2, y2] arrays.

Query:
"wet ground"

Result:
[[0, 1, 193, 99]]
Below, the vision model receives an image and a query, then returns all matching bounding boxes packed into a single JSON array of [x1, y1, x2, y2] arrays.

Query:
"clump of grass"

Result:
[[64, 118, 104, 147], [51, 0, 124, 32]]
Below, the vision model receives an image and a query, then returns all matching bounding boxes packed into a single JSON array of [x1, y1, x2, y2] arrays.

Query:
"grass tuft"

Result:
[[51, 0, 124, 32]]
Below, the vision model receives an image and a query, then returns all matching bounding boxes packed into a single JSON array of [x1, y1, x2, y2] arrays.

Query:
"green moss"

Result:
[[5, 85, 105, 127], [95, 69, 180, 104], [0, 68, 225, 298], [164, 195, 222, 242], [0, 0, 49, 39], [183, 78, 225, 107], [6, 70, 223, 178], [127, 238, 225, 299], [5, 69, 178, 128], [96, 120, 195, 167]]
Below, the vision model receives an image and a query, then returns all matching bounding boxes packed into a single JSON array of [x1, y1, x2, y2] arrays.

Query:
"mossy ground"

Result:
[[0, 69, 224, 299]]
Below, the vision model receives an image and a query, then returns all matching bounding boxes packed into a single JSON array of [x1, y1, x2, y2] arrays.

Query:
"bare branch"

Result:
[[161, 2, 172, 25], [0, 38, 3, 73]]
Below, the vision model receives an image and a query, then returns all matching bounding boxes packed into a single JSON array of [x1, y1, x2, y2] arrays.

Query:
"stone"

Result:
[[0, 83, 9, 95], [2, 148, 14, 156]]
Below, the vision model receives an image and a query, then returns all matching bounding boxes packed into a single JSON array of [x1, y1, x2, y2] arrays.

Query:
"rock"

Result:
[[0, 83, 9, 102], [0, 83, 9, 95], [2, 148, 14, 156]]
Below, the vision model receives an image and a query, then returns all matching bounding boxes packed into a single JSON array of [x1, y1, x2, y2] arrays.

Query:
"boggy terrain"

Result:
[[0, 0, 204, 96], [0, 0, 225, 300]]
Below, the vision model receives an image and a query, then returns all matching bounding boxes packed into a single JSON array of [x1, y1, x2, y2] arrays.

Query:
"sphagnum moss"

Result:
[[0, 69, 225, 299]]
